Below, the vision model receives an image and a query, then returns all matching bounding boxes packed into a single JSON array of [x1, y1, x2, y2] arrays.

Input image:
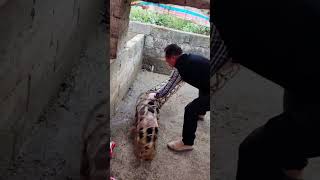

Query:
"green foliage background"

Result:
[[130, 6, 210, 35]]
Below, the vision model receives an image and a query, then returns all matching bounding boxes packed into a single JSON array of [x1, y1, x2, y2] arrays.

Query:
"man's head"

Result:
[[164, 44, 183, 67]]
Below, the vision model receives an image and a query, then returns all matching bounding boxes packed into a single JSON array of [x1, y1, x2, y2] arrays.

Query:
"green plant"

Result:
[[129, 6, 210, 35]]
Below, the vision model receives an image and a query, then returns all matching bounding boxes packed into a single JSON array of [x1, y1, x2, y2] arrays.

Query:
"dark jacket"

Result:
[[175, 53, 210, 94]]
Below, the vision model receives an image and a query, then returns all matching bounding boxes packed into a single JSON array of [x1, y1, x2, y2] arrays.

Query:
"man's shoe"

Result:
[[167, 140, 193, 152]]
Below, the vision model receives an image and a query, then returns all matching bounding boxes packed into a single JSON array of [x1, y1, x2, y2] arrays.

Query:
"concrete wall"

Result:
[[128, 21, 210, 75], [0, 0, 8, 7], [0, 0, 103, 171], [109, 0, 209, 60], [110, 34, 145, 115], [110, 0, 131, 60]]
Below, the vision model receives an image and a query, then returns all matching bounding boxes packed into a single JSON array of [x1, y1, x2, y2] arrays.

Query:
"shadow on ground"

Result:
[[110, 70, 210, 180]]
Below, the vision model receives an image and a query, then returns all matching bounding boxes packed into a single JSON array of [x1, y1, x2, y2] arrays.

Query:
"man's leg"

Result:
[[236, 90, 320, 180], [198, 90, 207, 120], [182, 94, 210, 145], [236, 116, 288, 180], [237, 114, 307, 180], [167, 94, 209, 151]]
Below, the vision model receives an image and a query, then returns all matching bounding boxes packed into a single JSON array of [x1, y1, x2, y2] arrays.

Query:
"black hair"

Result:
[[164, 44, 183, 58]]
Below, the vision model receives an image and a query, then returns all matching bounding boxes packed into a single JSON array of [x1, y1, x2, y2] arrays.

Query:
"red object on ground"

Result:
[[109, 142, 116, 180], [110, 141, 116, 158]]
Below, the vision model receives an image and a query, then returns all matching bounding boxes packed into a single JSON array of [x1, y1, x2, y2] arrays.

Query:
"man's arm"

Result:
[[155, 69, 183, 99], [210, 22, 241, 95]]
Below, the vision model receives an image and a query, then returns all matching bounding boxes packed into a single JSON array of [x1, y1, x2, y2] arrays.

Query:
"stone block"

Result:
[[190, 35, 210, 48], [129, 21, 151, 35], [110, 33, 144, 115], [145, 36, 154, 48]]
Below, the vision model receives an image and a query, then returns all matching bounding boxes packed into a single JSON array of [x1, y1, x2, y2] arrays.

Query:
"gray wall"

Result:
[[110, 34, 145, 115], [128, 21, 210, 75], [0, 0, 103, 171]]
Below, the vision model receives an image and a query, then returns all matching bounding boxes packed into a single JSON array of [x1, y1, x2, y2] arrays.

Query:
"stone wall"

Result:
[[109, 0, 210, 60], [110, 0, 131, 60], [110, 34, 145, 115], [128, 21, 210, 75], [0, 0, 103, 171]]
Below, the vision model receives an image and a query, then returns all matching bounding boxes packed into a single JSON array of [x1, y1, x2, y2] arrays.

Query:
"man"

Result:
[[149, 44, 210, 152], [212, 0, 320, 180]]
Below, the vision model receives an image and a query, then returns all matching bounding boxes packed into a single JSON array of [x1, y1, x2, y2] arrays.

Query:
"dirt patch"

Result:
[[111, 70, 210, 180]]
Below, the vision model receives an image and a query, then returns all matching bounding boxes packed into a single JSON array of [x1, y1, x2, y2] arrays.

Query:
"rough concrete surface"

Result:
[[0, 0, 103, 171], [1, 23, 107, 180], [128, 21, 210, 75], [110, 70, 210, 180], [212, 66, 320, 180], [110, 33, 145, 116]]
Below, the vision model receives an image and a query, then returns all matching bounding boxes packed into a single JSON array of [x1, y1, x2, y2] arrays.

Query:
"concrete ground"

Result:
[[110, 70, 210, 180], [212, 66, 320, 180], [2, 26, 107, 180]]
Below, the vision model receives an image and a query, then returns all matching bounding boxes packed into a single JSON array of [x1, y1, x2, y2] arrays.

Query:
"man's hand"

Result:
[[147, 92, 157, 100]]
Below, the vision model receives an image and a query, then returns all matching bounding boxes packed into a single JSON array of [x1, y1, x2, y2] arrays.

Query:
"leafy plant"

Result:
[[130, 6, 210, 35]]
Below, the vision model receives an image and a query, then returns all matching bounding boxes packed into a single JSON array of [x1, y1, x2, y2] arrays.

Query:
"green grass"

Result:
[[129, 6, 210, 35]]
